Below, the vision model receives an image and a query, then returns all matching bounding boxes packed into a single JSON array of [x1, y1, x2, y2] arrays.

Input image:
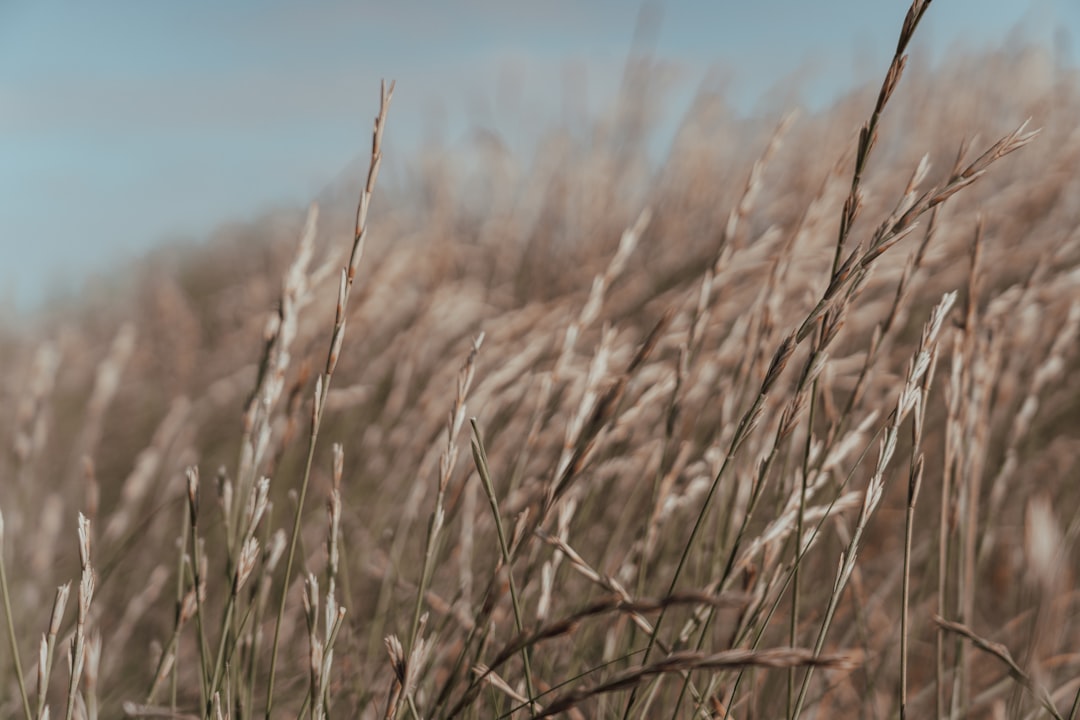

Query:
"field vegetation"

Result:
[[2, 2, 1079, 717]]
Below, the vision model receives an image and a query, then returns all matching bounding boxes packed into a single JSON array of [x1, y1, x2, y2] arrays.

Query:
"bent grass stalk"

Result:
[[934, 615, 1064, 720]]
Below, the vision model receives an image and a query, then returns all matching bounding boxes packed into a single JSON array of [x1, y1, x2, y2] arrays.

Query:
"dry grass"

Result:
[[3, 3, 1080, 718]]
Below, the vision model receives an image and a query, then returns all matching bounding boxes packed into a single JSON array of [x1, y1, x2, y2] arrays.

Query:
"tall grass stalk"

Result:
[[900, 339, 935, 718], [184, 468, 212, 712], [396, 334, 483, 718], [471, 417, 538, 714], [37, 583, 71, 720], [791, 0, 934, 709], [64, 514, 95, 720], [721, 430, 878, 714], [264, 80, 393, 719], [792, 291, 953, 719]]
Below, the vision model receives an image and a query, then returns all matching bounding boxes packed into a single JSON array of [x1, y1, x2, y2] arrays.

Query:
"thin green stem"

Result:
[[209, 592, 239, 707], [901, 503, 915, 719], [471, 419, 538, 714], [264, 399, 322, 718], [726, 423, 882, 714], [789, 397, 815, 717], [188, 524, 210, 712], [0, 531, 33, 720], [621, 436, 739, 719], [37, 587, 65, 720]]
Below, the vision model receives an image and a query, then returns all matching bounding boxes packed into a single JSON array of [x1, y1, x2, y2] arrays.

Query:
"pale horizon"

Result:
[[2, 0, 1075, 312]]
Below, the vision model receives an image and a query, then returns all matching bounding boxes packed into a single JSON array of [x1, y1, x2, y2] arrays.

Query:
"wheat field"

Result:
[[2, 2, 1079, 718]]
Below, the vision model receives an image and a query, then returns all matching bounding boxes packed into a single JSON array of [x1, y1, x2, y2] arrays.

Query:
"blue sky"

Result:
[[1, 0, 1075, 312]]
